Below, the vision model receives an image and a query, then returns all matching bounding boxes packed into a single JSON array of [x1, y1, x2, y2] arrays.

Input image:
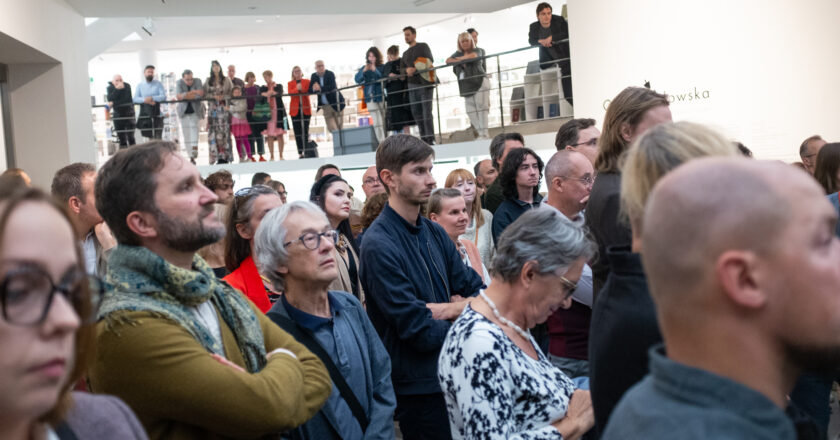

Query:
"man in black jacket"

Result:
[[309, 60, 346, 134], [359, 134, 483, 440], [528, 2, 572, 105], [106, 75, 136, 147]]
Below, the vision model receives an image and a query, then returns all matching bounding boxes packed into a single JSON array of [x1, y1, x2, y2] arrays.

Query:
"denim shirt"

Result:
[[354, 65, 384, 103], [602, 344, 795, 439], [268, 291, 396, 440]]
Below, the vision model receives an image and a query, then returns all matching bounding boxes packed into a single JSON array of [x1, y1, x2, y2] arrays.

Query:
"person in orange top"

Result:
[[287, 66, 313, 159], [223, 185, 284, 312]]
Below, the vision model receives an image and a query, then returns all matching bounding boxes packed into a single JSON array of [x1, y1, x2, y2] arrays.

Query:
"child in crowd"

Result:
[[230, 86, 254, 162]]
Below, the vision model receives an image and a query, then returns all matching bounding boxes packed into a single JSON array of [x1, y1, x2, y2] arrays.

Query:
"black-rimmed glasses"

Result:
[[283, 230, 339, 250], [0, 265, 104, 326]]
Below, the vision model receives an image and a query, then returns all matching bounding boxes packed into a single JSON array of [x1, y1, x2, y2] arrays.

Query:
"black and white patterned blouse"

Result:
[[438, 305, 576, 439]]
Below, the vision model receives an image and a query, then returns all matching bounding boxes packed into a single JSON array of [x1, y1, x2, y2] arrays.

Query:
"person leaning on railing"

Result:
[[446, 32, 490, 139], [528, 2, 573, 105], [383, 45, 414, 135], [355, 46, 386, 144], [106, 74, 136, 147]]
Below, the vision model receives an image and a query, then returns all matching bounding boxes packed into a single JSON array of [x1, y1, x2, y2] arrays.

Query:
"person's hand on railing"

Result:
[[143, 96, 155, 105], [388, 72, 398, 78], [405, 67, 417, 76], [312, 82, 321, 92], [539, 35, 553, 47]]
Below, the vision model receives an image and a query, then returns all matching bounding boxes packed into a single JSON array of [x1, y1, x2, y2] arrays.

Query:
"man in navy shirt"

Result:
[[603, 158, 840, 439], [359, 134, 484, 440]]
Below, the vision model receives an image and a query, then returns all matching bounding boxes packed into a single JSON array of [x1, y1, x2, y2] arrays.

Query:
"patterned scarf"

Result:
[[98, 245, 267, 373]]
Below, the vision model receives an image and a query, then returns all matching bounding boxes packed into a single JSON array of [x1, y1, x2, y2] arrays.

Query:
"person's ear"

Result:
[[716, 250, 767, 309], [67, 196, 83, 215], [620, 122, 634, 143], [380, 169, 395, 189], [552, 176, 564, 192], [429, 212, 439, 222], [236, 223, 254, 240], [519, 260, 538, 288], [125, 211, 159, 240]]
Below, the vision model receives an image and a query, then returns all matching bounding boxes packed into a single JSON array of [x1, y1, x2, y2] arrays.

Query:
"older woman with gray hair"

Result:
[[438, 208, 596, 440], [254, 201, 396, 440]]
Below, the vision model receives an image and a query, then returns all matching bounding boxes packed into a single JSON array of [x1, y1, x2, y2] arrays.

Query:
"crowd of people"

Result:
[[105, 2, 572, 163], [5, 3, 840, 440], [5, 75, 840, 440]]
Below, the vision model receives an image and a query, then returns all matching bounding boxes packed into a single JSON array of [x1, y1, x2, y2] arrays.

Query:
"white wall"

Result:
[[568, 0, 840, 162], [0, 0, 94, 186]]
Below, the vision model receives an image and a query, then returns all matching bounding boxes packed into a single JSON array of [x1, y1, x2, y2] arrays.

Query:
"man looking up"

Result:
[[133, 65, 166, 139], [603, 158, 840, 439], [257, 201, 397, 440], [51, 162, 116, 276], [555, 118, 600, 165], [89, 141, 331, 439], [541, 150, 595, 378], [359, 134, 484, 440]]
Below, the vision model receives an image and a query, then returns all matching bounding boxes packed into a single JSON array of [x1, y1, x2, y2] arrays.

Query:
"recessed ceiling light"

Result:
[[256, 19, 263, 23]]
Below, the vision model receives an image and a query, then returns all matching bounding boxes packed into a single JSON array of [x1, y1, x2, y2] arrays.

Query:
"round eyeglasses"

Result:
[[283, 229, 339, 250]]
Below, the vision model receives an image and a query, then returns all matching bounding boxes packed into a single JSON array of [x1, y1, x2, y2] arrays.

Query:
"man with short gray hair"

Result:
[[542, 150, 595, 378], [255, 201, 396, 440], [603, 157, 840, 439], [176, 69, 205, 163], [309, 60, 346, 133]]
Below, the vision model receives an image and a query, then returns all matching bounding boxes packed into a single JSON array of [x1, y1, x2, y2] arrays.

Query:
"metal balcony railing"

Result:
[[90, 42, 573, 166]]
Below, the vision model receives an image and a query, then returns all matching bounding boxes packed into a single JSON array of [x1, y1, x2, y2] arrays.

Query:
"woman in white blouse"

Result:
[[427, 188, 489, 284], [445, 168, 494, 268], [438, 208, 595, 439]]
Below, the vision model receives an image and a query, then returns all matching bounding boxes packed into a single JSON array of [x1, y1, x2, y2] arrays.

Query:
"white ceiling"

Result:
[[66, 0, 532, 17], [106, 13, 460, 52]]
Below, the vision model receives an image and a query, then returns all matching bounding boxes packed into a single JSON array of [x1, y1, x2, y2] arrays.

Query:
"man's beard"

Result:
[[785, 342, 840, 374], [145, 75, 154, 82], [156, 206, 224, 253], [397, 184, 430, 207]]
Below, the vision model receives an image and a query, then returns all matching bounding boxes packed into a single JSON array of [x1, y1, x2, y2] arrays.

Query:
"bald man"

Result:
[[602, 158, 840, 439], [361, 165, 385, 198]]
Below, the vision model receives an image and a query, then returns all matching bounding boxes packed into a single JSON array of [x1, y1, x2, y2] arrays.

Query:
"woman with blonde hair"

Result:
[[446, 33, 490, 138], [445, 168, 494, 268], [589, 121, 737, 434]]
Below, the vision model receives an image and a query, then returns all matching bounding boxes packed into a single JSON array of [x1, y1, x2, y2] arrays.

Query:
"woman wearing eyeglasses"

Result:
[[0, 188, 147, 439], [223, 185, 284, 313], [438, 208, 595, 440], [310, 175, 364, 303]]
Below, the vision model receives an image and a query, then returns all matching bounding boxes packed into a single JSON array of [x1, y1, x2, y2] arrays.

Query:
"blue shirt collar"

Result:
[[280, 291, 343, 331]]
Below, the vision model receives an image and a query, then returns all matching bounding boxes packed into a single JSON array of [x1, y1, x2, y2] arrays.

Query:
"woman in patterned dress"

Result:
[[203, 60, 233, 164], [438, 208, 596, 440]]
